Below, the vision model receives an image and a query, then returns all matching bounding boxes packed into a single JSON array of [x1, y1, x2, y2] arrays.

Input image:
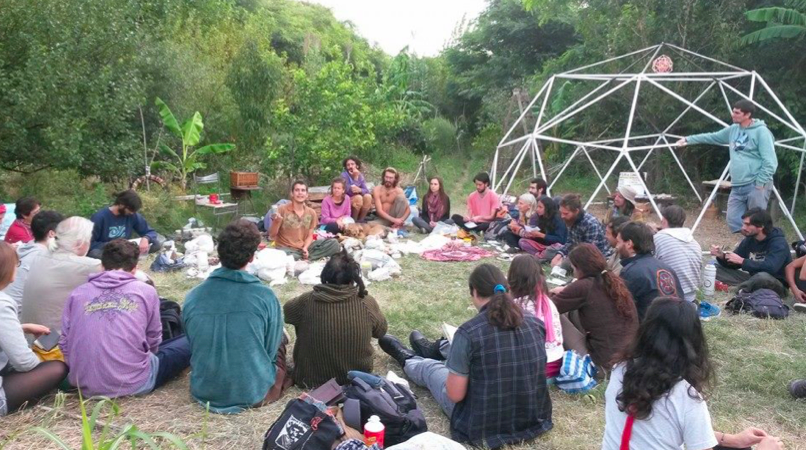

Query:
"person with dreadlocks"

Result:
[[284, 249, 388, 388]]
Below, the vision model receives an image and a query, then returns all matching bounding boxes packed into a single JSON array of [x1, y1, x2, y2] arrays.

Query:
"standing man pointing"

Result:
[[677, 99, 777, 232]]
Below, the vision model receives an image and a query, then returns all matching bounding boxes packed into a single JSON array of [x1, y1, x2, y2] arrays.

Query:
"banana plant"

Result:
[[152, 97, 235, 191]]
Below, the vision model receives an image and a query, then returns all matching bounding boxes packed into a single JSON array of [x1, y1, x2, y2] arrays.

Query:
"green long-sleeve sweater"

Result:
[[183, 267, 283, 414], [687, 119, 777, 187], [285, 284, 387, 388]]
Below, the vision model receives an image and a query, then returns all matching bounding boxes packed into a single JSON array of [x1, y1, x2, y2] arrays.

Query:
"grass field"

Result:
[[2, 246, 806, 449]]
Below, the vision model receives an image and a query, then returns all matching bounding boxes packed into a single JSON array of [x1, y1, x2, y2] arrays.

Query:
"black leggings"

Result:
[[3, 360, 67, 413]]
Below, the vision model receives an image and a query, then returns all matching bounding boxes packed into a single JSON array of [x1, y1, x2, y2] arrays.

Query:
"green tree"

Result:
[[266, 61, 394, 181], [0, 0, 148, 177]]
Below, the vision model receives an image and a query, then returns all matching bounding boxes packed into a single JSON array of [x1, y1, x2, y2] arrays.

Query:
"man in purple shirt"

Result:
[[341, 155, 373, 221], [60, 239, 190, 397]]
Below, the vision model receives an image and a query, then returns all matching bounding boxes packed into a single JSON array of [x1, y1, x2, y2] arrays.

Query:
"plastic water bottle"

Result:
[[702, 260, 717, 298], [364, 415, 385, 448]]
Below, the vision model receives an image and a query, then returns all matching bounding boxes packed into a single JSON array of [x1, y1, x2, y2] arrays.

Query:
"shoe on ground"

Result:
[[379, 335, 416, 368], [793, 302, 806, 314], [699, 301, 721, 321], [788, 379, 806, 399], [409, 330, 444, 360]]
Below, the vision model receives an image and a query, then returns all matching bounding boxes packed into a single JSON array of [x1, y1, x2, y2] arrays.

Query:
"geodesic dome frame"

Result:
[[492, 42, 805, 239]]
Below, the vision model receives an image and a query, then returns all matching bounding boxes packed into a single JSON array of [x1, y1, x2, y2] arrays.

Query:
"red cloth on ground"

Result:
[[421, 242, 493, 262]]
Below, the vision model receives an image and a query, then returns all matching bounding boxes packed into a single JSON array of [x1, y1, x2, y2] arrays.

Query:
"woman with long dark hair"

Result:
[[549, 243, 638, 370], [284, 249, 387, 388], [412, 176, 452, 233], [379, 264, 553, 449], [519, 196, 568, 259], [508, 255, 563, 378], [0, 242, 68, 416], [603, 298, 782, 450]]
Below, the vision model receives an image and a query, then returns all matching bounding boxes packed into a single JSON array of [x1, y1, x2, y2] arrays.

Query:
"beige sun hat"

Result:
[[617, 185, 639, 206]]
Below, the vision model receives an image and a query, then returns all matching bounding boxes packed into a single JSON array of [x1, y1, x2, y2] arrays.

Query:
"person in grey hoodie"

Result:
[[677, 99, 777, 233], [0, 242, 67, 416], [653, 205, 702, 302], [2, 210, 64, 316], [710, 208, 791, 289]]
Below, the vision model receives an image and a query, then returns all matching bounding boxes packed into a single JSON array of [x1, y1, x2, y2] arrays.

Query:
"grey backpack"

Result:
[[725, 288, 790, 319]]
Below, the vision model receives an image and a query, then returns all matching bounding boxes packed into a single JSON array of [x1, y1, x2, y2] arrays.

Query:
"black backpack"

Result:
[[725, 289, 790, 319], [342, 376, 427, 446], [159, 298, 184, 340], [262, 394, 343, 450]]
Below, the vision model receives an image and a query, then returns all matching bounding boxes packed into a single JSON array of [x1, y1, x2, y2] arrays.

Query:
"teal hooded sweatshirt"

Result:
[[183, 267, 283, 414], [687, 119, 777, 187]]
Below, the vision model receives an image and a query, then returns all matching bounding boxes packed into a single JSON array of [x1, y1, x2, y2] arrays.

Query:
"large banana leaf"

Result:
[[158, 143, 179, 160], [155, 97, 182, 138], [181, 112, 204, 147], [742, 24, 806, 44], [196, 143, 236, 155], [746, 7, 806, 25]]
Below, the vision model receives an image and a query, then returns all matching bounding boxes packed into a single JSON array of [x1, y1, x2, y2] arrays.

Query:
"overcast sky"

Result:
[[302, 0, 488, 56]]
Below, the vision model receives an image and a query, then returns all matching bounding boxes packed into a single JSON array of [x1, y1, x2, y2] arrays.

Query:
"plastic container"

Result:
[[364, 415, 385, 448], [702, 260, 717, 298]]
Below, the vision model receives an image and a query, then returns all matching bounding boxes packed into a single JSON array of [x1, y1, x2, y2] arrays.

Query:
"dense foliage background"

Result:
[[1, 0, 804, 223]]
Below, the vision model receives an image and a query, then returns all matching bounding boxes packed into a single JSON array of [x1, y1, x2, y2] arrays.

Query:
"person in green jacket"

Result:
[[676, 99, 777, 232], [183, 220, 288, 414]]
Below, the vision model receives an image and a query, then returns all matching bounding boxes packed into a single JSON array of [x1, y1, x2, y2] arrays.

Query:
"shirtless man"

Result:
[[372, 167, 410, 229]]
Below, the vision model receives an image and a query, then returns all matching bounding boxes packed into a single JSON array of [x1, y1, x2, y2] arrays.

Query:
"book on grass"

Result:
[[464, 221, 478, 229], [442, 323, 458, 344]]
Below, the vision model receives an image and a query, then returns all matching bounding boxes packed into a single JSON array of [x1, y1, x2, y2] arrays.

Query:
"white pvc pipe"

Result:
[[665, 43, 747, 71], [755, 73, 806, 136], [771, 184, 805, 240], [561, 44, 660, 75], [692, 163, 731, 234], [535, 77, 638, 135], [495, 140, 530, 192], [504, 138, 533, 196], [624, 152, 664, 220], [584, 153, 624, 210], [660, 135, 703, 202], [792, 145, 805, 214], [720, 81, 804, 136], [645, 78, 729, 128], [581, 147, 612, 195], [548, 147, 581, 192]]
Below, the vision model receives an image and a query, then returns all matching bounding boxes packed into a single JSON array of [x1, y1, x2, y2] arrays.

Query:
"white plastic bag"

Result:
[[430, 221, 459, 236], [184, 234, 214, 254]]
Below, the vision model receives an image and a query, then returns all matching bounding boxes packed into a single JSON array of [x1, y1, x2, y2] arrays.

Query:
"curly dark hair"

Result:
[[217, 220, 261, 269], [568, 243, 636, 319], [101, 239, 140, 272], [320, 249, 368, 298], [342, 155, 362, 171], [616, 297, 713, 420]]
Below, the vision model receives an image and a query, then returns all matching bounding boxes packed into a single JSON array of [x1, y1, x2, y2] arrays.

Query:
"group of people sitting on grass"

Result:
[[0, 145, 804, 448]]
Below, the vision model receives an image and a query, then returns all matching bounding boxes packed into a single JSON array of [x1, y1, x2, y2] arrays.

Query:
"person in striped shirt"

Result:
[[653, 205, 702, 302]]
